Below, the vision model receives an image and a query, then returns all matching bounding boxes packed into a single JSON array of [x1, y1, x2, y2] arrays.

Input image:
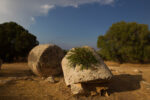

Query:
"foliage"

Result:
[[0, 22, 39, 62], [67, 48, 98, 70], [97, 21, 150, 63]]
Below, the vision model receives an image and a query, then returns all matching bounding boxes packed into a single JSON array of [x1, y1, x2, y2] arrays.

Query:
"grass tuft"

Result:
[[66, 47, 98, 70]]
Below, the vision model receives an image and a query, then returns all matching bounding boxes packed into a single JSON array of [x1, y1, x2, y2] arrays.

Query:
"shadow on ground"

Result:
[[82, 74, 143, 94], [0, 69, 34, 77], [108, 74, 143, 93]]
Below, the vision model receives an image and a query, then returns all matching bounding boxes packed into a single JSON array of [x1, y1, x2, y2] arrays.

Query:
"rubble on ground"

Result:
[[71, 83, 84, 95]]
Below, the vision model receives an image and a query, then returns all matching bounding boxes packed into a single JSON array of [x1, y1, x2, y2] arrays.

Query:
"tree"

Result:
[[97, 21, 150, 63], [0, 22, 39, 62]]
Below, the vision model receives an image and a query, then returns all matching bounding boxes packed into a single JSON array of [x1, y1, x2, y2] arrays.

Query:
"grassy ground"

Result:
[[0, 62, 150, 100]]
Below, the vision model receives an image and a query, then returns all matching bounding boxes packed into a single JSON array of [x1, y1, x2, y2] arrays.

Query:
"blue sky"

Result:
[[0, 0, 150, 49]]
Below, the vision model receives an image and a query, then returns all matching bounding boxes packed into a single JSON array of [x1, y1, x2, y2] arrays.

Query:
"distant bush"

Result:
[[67, 48, 98, 70], [0, 22, 39, 62], [97, 21, 150, 63]]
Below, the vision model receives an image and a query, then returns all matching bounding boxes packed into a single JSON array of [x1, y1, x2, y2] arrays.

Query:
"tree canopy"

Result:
[[97, 21, 150, 63], [0, 22, 39, 62]]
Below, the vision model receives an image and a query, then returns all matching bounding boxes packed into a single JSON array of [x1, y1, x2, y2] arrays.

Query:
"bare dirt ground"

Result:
[[0, 62, 150, 100]]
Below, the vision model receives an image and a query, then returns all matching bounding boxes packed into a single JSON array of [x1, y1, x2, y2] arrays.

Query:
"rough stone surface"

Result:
[[61, 46, 113, 86], [28, 44, 64, 77], [71, 83, 84, 95]]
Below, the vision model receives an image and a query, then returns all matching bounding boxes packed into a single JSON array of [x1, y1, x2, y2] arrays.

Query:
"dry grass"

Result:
[[0, 62, 150, 100]]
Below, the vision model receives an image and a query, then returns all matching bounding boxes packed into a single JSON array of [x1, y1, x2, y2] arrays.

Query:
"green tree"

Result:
[[0, 22, 39, 62], [97, 21, 150, 63]]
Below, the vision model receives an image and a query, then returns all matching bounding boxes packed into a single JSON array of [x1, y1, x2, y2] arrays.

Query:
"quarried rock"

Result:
[[28, 44, 64, 77], [71, 83, 84, 95], [61, 46, 113, 86]]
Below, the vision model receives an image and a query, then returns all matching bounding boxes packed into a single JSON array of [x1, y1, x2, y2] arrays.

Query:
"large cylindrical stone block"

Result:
[[28, 44, 64, 77]]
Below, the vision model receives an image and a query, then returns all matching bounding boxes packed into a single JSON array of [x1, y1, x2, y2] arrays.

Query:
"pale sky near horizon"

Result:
[[0, 0, 150, 49]]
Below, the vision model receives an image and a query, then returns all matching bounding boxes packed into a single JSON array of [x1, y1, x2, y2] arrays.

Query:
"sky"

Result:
[[0, 0, 150, 49]]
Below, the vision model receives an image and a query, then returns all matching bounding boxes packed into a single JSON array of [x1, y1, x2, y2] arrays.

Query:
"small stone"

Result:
[[45, 76, 55, 83], [90, 91, 97, 96], [71, 83, 84, 95]]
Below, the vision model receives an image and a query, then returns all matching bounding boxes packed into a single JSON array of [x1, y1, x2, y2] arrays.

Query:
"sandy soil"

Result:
[[0, 62, 150, 100]]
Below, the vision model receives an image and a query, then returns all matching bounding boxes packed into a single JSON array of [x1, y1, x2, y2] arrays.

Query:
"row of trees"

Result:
[[0, 21, 149, 63], [0, 22, 39, 62], [97, 21, 150, 63]]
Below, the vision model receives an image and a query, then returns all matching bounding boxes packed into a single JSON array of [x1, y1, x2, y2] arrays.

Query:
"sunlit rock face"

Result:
[[61, 46, 113, 86]]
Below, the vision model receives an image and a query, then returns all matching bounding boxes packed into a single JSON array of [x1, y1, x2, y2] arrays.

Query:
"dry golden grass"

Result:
[[0, 62, 150, 100]]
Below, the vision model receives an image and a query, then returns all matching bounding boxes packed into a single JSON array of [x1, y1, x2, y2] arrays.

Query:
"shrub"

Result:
[[67, 48, 98, 70], [97, 21, 150, 63]]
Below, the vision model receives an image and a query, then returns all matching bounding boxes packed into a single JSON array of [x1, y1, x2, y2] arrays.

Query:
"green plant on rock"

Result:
[[66, 48, 98, 70]]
